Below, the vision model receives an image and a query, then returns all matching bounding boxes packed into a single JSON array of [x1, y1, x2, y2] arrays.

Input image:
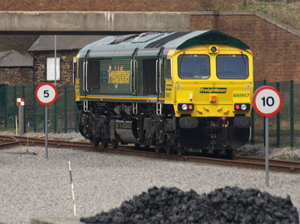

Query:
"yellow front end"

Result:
[[168, 44, 253, 118]]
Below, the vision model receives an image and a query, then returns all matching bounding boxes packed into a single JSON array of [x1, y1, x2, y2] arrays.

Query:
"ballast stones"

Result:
[[80, 186, 299, 223]]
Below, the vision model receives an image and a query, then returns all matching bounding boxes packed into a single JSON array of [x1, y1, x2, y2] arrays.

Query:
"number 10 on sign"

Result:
[[252, 86, 282, 187], [253, 86, 282, 117]]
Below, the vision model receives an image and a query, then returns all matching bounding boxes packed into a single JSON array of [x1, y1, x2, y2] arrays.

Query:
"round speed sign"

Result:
[[252, 86, 282, 117], [35, 83, 57, 105]]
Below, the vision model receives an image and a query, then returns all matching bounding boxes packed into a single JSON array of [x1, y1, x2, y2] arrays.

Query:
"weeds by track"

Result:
[[0, 135, 299, 173]]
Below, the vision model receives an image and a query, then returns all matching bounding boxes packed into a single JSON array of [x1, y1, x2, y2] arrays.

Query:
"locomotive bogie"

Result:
[[75, 30, 254, 155]]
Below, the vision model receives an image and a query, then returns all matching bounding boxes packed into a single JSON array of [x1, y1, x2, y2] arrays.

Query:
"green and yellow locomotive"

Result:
[[75, 30, 253, 155]]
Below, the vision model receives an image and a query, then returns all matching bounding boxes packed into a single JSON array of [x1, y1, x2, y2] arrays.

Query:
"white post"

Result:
[[69, 161, 77, 216], [19, 105, 24, 135]]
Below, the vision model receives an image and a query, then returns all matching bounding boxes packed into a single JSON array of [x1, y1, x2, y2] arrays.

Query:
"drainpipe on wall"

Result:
[[55, 35, 57, 87]]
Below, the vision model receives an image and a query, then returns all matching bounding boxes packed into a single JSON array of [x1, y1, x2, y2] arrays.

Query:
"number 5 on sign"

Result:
[[252, 86, 282, 117], [35, 83, 57, 159], [35, 83, 57, 106]]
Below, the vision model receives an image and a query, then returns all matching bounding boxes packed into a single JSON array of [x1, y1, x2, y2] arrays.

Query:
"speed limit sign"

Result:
[[35, 83, 57, 105], [252, 86, 282, 117], [35, 83, 57, 159], [253, 86, 282, 187]]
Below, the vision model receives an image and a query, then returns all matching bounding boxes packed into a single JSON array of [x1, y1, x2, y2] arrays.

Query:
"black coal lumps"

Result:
[[80, 186, 299, 224]]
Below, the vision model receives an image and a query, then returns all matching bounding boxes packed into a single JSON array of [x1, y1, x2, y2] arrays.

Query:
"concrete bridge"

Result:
[[0, 11, 190, 34]]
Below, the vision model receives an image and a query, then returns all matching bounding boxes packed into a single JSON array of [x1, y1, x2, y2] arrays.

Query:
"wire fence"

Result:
[[251, 80, 299, 148], [0, 85, 78, 134], [0, 80, 298, 148]]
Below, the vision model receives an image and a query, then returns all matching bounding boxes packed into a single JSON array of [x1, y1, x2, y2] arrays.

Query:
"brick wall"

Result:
[[0, 0, 244, 11], [191, 12, 300, 83], [1, 0, 298, 83], [32, 50, 76, 86], [0, 67, 33, 86]]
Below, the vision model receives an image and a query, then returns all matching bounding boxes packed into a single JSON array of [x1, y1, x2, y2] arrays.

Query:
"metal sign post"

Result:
[[265, 116, 269, 186], [45, 105, 48, 158], [252, 86, 282, 187], [35, 83, 57, 159]]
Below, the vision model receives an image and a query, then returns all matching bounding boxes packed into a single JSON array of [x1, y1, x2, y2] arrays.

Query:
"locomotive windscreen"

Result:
[[216, 55, 249, 79], [178, 55, 210, 79]]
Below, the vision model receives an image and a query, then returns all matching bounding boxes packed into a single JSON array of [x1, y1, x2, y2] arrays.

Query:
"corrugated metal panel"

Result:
[[145, 32, 189, 48], [131, 33, 165, 43], [28, 35, 107, 52], [100, 59, 111, 94], [79, 31, 251, 60]]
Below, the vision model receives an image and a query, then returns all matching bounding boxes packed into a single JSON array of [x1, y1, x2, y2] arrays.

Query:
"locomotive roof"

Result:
[[78, 30, 250, 58]]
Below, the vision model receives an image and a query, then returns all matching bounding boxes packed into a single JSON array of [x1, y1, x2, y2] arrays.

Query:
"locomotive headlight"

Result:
[[241, 104, 247, 110], [209, 45, 218, 54], [178, 103, 194, 111], [234, 103, 250, 111]]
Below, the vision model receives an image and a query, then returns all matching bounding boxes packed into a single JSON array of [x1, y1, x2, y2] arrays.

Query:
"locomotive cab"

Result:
[[172, 43, 253, 153]]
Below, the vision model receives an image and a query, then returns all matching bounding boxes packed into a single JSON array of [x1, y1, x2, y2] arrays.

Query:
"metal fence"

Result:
[[251, 80, 299, 148], [0, 81, 298, 148], [0, 85, 78, 134]]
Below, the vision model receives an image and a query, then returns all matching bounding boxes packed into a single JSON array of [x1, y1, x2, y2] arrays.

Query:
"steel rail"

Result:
[[0, 135, 299, 173]]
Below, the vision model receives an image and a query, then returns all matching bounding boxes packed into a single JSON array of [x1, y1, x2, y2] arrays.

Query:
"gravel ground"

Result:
[[0, 132, 299, 224]]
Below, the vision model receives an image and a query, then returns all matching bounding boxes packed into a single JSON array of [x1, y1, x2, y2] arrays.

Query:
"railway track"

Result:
[[254, 130, 300, 137], [0, 135, 299, 173]]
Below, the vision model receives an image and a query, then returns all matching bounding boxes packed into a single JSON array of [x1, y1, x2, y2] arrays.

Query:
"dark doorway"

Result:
[[142, 59, 156, 95]]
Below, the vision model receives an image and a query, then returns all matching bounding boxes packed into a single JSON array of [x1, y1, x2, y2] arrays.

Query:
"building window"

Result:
[[47, 57, 60, 81]]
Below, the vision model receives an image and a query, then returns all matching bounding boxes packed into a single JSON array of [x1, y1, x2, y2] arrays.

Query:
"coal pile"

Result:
[[80, 186, 299, 224]]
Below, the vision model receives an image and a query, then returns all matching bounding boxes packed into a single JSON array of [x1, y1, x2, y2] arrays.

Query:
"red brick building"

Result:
[[0, 50, 33, 86], [28, 35, 105, 86]]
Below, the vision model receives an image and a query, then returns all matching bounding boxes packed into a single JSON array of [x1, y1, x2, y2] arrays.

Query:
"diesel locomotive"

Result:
[[75, 30, 253, 155]]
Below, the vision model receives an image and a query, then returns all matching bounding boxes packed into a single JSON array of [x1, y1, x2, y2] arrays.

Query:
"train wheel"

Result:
[[112, 141, 119, 149], [177, 147, 184, 155], [213, 149, 221, 155], [101, 140, 108, 149], [135, 144, 141, 148], [165, 145, 172, 154], [92, 138, 99, 147], [201, 149, 208, 154], [144, 145, 150, 150], [155, 145, 160, 153], [225, 148, 234, 156]]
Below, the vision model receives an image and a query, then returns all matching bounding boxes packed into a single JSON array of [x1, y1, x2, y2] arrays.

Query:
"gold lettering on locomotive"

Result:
[[108, 66, 130, 88], [200, 87, 227, 93], [75, 79, 80, 101]]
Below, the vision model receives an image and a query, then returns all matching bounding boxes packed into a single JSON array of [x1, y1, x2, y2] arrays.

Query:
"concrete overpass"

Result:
[[0, 11, 190, 34]]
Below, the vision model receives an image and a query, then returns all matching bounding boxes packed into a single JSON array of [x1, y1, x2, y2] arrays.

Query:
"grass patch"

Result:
[[225, 2, 300, 30]]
